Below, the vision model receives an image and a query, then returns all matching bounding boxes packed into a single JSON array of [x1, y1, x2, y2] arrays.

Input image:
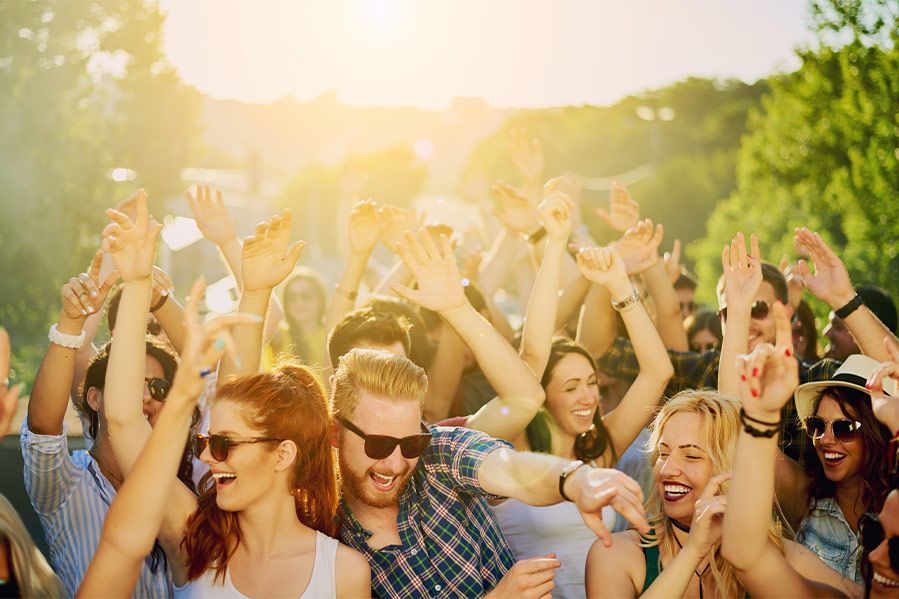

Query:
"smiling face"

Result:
[[337, 391, 422, 509], [812, 394, 864, 485], [142, 354, 167, 427], [717, 281, 784, 351], [286, 277, 323, 327], [654, 412, 715, 526], [823, 313, 858, 361], [202, 400, 287, 512], [544, 353, 601, 438], [869, 490, 899, 597]]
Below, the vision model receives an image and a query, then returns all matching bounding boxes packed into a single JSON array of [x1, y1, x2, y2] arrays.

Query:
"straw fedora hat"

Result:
[[793, 354, 897, 421]]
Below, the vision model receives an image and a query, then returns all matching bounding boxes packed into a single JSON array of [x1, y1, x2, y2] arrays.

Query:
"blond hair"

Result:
[[0, 495, 64, 597], [332, 348, 428, 418], [642, 390, 785, 599]]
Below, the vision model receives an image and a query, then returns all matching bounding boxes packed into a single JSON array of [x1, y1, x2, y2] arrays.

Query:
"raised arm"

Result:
[[577, 246, 673, 458], [795, 227, 899, 361], [0, 329, 22, 436], [323, 199, 381, 334], [518, 180, 574, 375], [147, 266, 187, 353], [392, 230, 544, 440], [478, 447, 649, 546], [867, 337, 899, 434], [723, 306, 858, 597], [101, 190, 162, 474], [29, 251, 118, 435], [221, 210, 304, 377], [717, 232, 762, 396], [78, 279, 256, 595]]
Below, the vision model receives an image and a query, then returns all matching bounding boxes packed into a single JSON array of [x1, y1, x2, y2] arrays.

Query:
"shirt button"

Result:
[[410, 548, 417, 555], [434, 584, 442, 592]]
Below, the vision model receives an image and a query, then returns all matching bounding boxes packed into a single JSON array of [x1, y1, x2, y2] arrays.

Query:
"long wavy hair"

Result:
[[643, 390, 785, 599], [0, 495, 65, 597], [526, 338, 617, 466], [799, 386, 892, 519], [182, 361, 338, 583]]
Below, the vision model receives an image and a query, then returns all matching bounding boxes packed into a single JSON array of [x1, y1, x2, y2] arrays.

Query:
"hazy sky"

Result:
[[158, 0, 816, 109]]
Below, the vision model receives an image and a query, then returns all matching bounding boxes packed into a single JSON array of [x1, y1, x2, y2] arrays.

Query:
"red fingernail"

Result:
[[751, 389, 759, 397], [752, 367, 759, 377], [740, 374, 747, 381], [865, 382, 871, 389], [785, 348, 792, 357]]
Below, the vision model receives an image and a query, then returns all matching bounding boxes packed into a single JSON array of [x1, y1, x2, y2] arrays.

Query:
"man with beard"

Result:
[[331, 348, 650, 598]]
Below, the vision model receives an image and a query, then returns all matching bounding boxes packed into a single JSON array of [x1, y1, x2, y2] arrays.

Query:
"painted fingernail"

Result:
[[751, 389, 759, 397], [87, 306, 94, 314], [784, 348, 792, 357], [752, 367, 759, 377], [865, 382, 872, 389], [91, 290, 98, 298], [81, 309, 87, 315], [214, 338, 226, 351], [235, 357, 242, 369], [161, 289, 169, 296], [740, 374, 747, 381]]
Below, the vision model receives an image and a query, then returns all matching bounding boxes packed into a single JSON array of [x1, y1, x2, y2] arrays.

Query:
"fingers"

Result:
[[87, 250, 104, 281], [286, 240, 305, 268], [885, 337, 899, 363], [389, 284, 419, 306], [105, 208, 134, 229], [595, 207, 613, 226], [610, 491, 650, 534], [772, 301, 793, 352], [403, 231, 431, 267], [99, 271, 120, 296], [62, 282, 90, 316], [670, 238, 681, 264], [134, 189, 150, 229], [580, 506, 614, 547], [749, 233, 760, 261], [521, 556, 561, 576], [0, 328, 9, 381], [183, 277, 206, 330], [699, 472, 733, 499]]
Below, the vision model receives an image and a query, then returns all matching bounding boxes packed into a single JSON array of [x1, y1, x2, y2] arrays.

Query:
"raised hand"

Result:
[[778, 256, 804, 310], [186, 185, 238, 245], [664, 239, 683, 284], [102, 189, 162, 283], [167, 278, 261, 402], [510, 126, 544, 194], [539, 178, 575, 242], [0, 328, 22, 436], [347, 199, 382, 254], [575, 246, 630, 295], [596, 181, 640, 233], [794, 227, 855, 308], [485, 555, 560, 599], [736, 301, 799, 419], [567, 467, 649, 547], [492, 180, 540, 234], [378, 204, 419, 254], [683, 473, 731, 557], [61, 250, 120, 318], [615, 218, 664, 276], [241, 209, 305, 293], [866, 337, 899, 433], [391, 230, 468, 313], [721, 232, 762, 312], [150, 266, 174, 310]]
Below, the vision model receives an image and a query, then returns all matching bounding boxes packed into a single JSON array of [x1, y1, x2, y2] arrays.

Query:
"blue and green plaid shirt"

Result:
[[338, 425, 515, 598]]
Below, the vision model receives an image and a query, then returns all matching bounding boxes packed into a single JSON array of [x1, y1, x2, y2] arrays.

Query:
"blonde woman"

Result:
[[586, 389, 852, 598], [0, 495, 64, 597]]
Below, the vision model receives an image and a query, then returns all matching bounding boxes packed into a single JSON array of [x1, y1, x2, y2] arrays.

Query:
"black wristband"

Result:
[[150, 293, 169, 313], [739, 409, 781, 438], [558, 460, 585, 502], [835, 294, 864, 320], [523, 226, 547, 244], [740, 409, 781, 427]]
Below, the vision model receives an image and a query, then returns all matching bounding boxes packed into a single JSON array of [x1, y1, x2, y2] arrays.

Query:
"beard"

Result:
[[338, 451, 415, 509]]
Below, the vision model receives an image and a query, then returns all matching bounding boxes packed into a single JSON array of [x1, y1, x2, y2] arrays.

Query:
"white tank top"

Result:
[[173, 531, 338, 598], [491, 499, 616, 599]]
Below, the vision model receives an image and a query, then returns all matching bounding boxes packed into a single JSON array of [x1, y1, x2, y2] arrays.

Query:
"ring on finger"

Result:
[[199, 367, 213, 378]]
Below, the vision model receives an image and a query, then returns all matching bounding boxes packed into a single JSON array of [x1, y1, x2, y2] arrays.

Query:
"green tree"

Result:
[[0, 0, 199, 383], [692, 0, 899, 310]]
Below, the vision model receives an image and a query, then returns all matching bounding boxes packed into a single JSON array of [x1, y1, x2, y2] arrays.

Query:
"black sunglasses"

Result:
[[860, 512, 899, 572], [145, 377, 171, 402], [804, 416, 862, 442], [337, 416, 432, 460], [718, 300, 770, 323], [190, 433, 282, 462]]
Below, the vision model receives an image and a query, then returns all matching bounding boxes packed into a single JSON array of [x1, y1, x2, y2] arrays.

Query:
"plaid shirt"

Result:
[[338, 426, 515, 598], [598, 337, 841, 458]]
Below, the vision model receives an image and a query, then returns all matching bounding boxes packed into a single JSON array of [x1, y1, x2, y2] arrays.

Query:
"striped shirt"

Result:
[[20, 418, 173, 598], [338, 426, 515, 598]]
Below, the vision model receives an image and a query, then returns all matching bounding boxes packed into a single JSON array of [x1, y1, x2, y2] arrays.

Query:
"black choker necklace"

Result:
[[671, 519, 691, 533]]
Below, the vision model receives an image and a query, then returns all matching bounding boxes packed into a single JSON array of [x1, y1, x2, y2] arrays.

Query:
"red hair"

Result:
[[182, 362, 337, 582]]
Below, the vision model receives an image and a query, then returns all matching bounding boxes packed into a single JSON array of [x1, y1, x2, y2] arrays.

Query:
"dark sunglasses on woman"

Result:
[[860, 512, 899, 572], [337, 416, 432, 460], [717, 300, 770, 323], [145, 377, 171, 401], [190, 433, 282, 462], [803, 416, 862, 441]]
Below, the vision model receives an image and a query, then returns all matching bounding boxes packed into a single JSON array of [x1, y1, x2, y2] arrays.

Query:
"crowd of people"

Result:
[[2, 131, 899, 598]]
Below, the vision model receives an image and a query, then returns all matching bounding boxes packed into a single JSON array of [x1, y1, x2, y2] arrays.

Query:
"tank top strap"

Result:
[[300, 532, 338, 598], [641, 544, 661, 594]]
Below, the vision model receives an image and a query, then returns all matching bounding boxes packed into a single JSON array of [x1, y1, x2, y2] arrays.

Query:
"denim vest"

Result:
[[797, 497, 862, 584]]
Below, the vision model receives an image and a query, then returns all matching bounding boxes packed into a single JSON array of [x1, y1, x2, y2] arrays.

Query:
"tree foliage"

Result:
[[692, 0, 899, 308], [0, 0, 200, 382]]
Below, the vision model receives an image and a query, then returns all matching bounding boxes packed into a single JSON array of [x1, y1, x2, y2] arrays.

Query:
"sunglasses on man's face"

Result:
[[145, 377, 171, 402], [804, 416, 862, 442], [718, 300, 770, 323], [337, 416, 432, 460], [860, 512, 899, 572], [190, 433, 282, 462]]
